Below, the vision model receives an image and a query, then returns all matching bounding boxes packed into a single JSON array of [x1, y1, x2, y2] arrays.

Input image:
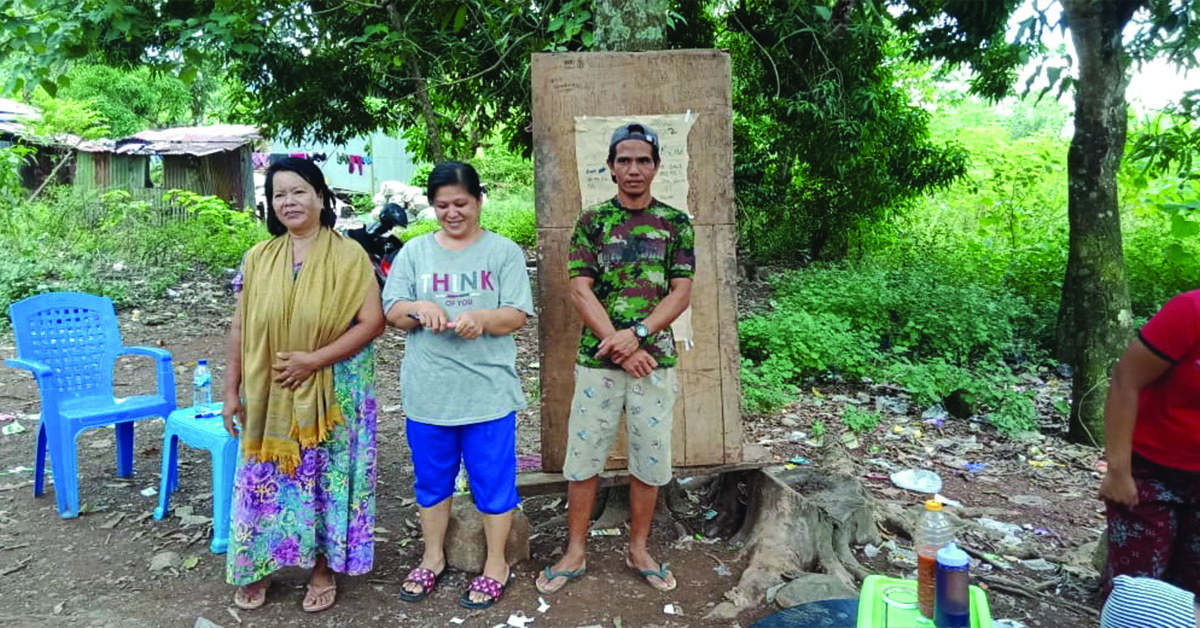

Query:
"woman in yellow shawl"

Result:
[[221, 157, 384, 613]]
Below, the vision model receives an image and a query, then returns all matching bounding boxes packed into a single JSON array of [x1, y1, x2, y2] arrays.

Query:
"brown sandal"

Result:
[[233, 577, 271, 610], [302, 576, 337, 613]]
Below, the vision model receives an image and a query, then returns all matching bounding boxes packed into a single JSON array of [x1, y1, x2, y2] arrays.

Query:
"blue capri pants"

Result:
[[405, 412, 520, 515]]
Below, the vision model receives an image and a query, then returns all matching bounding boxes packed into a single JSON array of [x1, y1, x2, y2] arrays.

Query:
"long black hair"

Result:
[[426, 161, 483, 203], [264, 157, 337, 236]]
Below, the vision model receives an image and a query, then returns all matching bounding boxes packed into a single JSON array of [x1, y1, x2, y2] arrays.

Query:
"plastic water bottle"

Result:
[[935, 543, 971, 627], [915, 500, 955, 619], [193, 359, 213, 417]]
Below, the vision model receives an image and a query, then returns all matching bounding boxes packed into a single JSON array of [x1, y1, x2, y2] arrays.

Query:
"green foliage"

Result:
[[725, 3, 968, 260], [0, 186, 266, 328], [741, 356, 798, 415], [990, 392, 1038, 438], [349, 193, 374, 216], [474, 142, 535, 192], [400, 220, 439, 243], [56, 64, 192, 137], [28, 89, 109, 140], [842, 407, 882, 433], [481, 189, 536, 248], [810, 419, 825, 439], [0, 144, 32, 207], [737, 256, 1046, 437]]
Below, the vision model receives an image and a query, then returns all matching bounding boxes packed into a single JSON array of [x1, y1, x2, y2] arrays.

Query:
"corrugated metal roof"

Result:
[[114, 124, 260, 156], [0, 98, 38, 122]]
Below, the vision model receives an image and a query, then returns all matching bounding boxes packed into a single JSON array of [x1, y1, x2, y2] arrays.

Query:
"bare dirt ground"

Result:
[[0, 269, 1104, 628]]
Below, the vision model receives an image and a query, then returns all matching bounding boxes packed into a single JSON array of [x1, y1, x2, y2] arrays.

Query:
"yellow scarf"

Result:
[[239, 227, 372, 474]]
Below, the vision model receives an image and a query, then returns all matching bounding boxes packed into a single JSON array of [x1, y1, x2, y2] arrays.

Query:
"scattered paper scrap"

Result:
[[449, 618, 465, 625], [140, 486, 158, 497], [663, 603, 681, 615], [506, 612, 534, 628], [589, 528, 621, 537], [2, 421, 25, 436], [538, 597, 550, 613]]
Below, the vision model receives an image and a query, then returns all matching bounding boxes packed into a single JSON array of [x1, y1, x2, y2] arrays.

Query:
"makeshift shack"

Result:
[[0, 97, 90, 191], [113, 125, 259, 210]]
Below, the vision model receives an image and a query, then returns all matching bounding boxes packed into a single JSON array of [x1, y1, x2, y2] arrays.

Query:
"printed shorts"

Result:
[[562, 365, 679, 487], [1103, 453, 1200, 601]]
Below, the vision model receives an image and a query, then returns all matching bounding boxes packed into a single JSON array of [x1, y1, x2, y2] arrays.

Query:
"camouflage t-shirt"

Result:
[[568, 197, 696, 369]]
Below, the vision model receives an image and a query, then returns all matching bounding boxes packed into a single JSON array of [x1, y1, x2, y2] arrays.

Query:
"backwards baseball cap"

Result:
[[609, 122, 660, 152]]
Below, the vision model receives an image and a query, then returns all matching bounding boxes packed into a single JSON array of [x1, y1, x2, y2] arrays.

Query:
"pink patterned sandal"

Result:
[[459, 571, 514, 610], [399, 567, 444, 603]]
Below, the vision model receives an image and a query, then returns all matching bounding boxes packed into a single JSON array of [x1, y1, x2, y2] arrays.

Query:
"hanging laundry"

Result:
[[348, 155, 364, 175], [268, 153, 290, 166], [252, 152, 270, 169], [362, 156, 374, 165], [312, 152, 328, 164], [336, 153, 349, 165], [289, 152, 308, 159]]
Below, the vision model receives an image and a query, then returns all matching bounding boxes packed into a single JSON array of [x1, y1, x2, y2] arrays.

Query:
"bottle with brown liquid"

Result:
[[915, 499, 955, 619]]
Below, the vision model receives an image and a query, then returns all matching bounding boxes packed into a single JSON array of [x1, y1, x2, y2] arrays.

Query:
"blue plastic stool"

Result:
[[154, 404, 239, 554]]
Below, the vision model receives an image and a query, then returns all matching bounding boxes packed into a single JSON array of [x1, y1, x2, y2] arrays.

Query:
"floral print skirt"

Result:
[[225, 344, 378, 586]]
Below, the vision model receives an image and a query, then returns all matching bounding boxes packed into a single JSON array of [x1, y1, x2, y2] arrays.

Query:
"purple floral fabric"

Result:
[[224, 343, 378, 585]]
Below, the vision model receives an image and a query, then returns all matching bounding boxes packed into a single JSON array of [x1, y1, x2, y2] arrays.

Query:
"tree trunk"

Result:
[[594, 0, 669, 51], [407, 55, 446, 163], [386, 2, 445, 163], [1058, 0, 1138, 445]]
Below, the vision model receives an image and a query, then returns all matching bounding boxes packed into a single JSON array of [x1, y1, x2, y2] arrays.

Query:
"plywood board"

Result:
[[533, 51, 734, 229], [534, 50, 740, 473], [536, 226, 579, 471], [716, 225, 744, 463]]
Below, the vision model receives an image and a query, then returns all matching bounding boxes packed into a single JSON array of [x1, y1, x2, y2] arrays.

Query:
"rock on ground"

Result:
[[776, 573, 858, 608], [150, 551, 182, 572], [444, 499, 531, 572]]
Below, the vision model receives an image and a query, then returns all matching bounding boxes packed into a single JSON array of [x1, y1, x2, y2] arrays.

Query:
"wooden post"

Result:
[[533, 50, 740, 472]]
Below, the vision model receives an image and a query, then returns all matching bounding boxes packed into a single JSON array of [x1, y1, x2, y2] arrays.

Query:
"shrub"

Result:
[[842, 406, 882, 433], [481, 189, 536, 248], [0, 186, 266, 328]]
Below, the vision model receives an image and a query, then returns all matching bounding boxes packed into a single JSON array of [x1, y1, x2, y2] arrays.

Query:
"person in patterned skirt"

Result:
[[222, 158, 384, 613], [537, 122, 695, 595], [1100, 290, 1200, 602]]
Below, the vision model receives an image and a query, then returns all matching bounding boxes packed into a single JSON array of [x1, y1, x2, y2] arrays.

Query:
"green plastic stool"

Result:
[[857, 575, 993, 628]]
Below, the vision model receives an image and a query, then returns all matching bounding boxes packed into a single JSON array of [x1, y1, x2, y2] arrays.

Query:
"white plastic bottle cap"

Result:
[[937, 542, 970, 568]]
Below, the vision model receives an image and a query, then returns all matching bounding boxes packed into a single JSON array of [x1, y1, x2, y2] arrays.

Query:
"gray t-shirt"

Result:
[[382, 231, 534, 426]]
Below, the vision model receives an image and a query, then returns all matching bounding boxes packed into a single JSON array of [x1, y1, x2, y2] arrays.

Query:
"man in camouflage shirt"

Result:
[[537, 122, 695, 595]]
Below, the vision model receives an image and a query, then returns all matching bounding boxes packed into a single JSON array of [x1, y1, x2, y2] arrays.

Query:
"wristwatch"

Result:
[[631, 321, 651, 343]]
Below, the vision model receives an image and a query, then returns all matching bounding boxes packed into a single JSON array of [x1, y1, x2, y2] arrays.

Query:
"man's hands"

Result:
[[596, 328, 639, 363], [595, 329, 656, 378], [618, 349, 657, 378]]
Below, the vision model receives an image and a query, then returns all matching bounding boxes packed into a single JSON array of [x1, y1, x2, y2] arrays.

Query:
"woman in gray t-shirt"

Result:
[[382, 162, 533, 610]]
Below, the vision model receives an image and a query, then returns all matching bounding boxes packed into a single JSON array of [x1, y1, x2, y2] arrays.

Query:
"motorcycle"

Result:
[[345, 201, 409, 287]]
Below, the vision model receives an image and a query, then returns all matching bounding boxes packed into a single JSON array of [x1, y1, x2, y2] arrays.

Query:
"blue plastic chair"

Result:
[[154, 403, 239, 553], [5, 292, 176, 518]]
